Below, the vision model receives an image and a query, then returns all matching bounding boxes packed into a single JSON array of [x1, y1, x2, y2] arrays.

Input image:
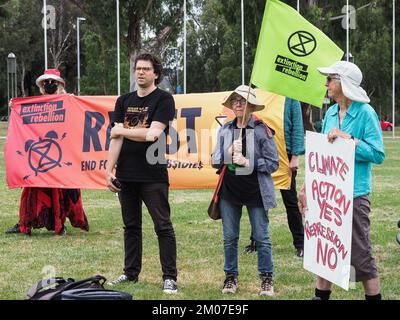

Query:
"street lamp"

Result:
[[77, 17, 86, 95], [7, 53, 17, 119]]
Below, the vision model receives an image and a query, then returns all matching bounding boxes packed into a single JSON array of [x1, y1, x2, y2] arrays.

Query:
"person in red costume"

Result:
[[5, 69, 89, 236]]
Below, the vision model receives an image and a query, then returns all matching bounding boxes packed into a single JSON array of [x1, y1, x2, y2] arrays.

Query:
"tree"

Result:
[[67, 0, 184, 90]]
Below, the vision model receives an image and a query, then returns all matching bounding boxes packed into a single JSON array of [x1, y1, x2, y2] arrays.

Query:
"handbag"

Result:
[[208, 165, 227, 220]]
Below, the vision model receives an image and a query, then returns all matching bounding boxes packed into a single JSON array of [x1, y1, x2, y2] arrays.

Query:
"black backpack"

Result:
[[61, 288, 132, 300], [26, 275, 106, 300]]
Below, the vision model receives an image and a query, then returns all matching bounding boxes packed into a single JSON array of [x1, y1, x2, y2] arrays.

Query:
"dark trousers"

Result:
[[118, 182, 177, 281], [280, 168, 304, 250]]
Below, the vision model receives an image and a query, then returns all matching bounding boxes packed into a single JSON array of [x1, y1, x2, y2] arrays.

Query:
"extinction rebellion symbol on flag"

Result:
[[288, 31, 317, 57], [273, 30, 317, 82]]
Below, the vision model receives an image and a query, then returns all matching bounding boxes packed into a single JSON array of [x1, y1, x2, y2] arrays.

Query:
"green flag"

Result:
[[251, 0, 344, 107]]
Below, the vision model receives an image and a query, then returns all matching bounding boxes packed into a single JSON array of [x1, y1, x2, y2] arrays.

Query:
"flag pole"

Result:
[[239, 82, 253, 138], [346, 0, 349, 61], [393, 0, 396, 138]]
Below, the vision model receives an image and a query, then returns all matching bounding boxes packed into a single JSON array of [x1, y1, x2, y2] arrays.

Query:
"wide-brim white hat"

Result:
[[318, 61, 370, 103], [222, 85, 265, 111], [36, 69, 65, 88]]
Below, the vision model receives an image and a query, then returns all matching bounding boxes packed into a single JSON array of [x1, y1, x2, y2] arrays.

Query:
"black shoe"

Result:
[[58, 225, 67, 236], [163, 279, 178, 294], [107, 274, 138, 286], [222, 275, 238, 294], [296, 248, 304, 258], [244, 240, 257, 253], [5, 223, 21, 234]]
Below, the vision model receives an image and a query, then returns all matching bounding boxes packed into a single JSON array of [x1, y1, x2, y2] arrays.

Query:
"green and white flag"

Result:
[[251, 0, 344, 107]]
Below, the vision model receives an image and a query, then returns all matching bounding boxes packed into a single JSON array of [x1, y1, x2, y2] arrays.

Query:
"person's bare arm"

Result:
[[110, 121, 166, 142]]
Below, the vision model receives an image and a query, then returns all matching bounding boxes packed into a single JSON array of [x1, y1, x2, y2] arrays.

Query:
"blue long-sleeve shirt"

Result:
[[284, 98, 305, 155], [322, 101, 385, 198]]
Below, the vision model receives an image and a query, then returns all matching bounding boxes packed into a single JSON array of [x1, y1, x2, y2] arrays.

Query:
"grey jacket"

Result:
[[211, 116, 279, 211]]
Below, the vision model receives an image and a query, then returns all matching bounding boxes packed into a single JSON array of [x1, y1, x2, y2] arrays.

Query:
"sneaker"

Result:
[[58, 225, 67, 236], [163, 279, 177, 294], [260, 276, 274, 296], [244, 240, 257, 253], [5, 223, 21, 234], [296, 248, 304, 258], [222, 275, 238, 294], [107, 274, 137, 286]]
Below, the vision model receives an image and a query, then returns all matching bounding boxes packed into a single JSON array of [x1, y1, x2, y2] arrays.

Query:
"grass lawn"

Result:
[[0, 121, 399, 300]]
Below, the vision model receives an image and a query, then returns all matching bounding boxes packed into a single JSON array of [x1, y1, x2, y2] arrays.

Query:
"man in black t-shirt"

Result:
[[105, 53, 177, 294]]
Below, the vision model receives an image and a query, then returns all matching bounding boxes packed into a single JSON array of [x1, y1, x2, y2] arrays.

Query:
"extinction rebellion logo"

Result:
[[17, 130, 72, 180], [20, 100, 66, 124], [274, 31, 317, 82]]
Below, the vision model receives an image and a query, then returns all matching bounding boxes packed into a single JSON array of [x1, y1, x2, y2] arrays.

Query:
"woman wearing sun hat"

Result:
[[211, 85, 279, 296], [6, 69, 89, 236], [298, 61, 385, 300]]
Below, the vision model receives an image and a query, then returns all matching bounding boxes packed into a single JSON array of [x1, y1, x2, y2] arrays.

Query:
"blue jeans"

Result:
[[219, 198, 273, 276]]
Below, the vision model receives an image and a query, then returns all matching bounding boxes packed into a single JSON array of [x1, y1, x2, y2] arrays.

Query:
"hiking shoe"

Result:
[[107, 274, 137, 286], [222, 275, 238, 294], [296, 248, 304, 258], [244, 240, 257, 253], [5, 223, 21, 234], [58, 225, 67, 236], [260, 276, 274, 296], [163, 279, 177, 294]]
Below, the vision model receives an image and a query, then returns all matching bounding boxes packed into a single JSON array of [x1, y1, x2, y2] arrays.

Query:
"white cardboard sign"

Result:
[[303, 131, 355, 290]]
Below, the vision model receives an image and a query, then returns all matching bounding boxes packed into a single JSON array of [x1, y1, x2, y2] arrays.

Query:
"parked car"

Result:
[[380, 119, 393, 131]]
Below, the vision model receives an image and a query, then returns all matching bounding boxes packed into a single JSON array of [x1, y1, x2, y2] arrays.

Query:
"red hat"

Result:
[[36, 69, 65, 87]]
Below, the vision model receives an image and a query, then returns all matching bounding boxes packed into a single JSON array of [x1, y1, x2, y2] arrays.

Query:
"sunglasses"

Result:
[[326, 75, 341, 83]]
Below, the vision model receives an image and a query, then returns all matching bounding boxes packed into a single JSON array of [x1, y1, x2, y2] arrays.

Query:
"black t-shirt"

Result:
[[220, 124, 263, 207], [112, 88, 175, 183]]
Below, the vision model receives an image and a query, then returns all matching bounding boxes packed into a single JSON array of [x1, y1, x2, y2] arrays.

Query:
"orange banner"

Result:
[[5, 91, 290, 190]]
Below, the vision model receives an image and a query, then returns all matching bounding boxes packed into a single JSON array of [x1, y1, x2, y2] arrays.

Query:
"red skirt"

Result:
[[19, 187, 89, 235]]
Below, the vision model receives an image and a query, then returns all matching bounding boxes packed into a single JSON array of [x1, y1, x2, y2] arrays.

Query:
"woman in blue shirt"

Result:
[[299, 61, 385, 300]]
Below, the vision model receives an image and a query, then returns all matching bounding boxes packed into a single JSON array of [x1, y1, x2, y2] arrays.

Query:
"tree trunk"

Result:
[[49, 0, 72, 69], [127, 19, 141, 92]]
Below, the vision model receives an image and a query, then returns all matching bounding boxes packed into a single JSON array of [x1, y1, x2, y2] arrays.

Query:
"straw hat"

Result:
[[222, 85, 265, 111]]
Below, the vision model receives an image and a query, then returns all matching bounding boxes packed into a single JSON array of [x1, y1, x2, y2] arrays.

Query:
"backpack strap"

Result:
[[26, 277, 66, 299], [254, 118, 275, 139]]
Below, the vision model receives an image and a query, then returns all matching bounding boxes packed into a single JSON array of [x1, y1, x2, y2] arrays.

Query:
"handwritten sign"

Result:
[[303, 131, 355, 290]]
